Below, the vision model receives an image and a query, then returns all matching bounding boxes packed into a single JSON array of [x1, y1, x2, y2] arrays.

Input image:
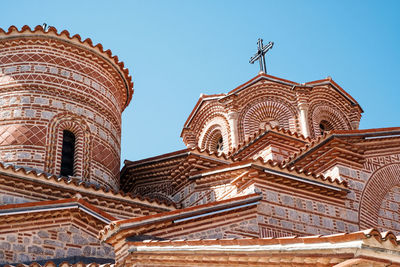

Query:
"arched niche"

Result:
[[359, 163, 400, 232], [198, 116, 230, 154], [310, 104, 350, 137], [238, 97, 296, 142]]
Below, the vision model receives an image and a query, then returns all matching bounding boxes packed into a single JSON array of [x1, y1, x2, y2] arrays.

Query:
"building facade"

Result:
[[0, 25, 399, 266]]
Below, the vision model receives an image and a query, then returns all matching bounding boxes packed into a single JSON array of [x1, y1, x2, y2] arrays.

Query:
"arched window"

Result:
[[60, 130, 75, 177]]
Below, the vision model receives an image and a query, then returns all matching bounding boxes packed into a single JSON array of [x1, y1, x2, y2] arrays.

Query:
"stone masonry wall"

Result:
[[0, 213, 114, 265]]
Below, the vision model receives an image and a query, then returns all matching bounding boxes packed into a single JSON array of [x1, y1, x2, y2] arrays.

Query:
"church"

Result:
[[0, 25, 399, 266]]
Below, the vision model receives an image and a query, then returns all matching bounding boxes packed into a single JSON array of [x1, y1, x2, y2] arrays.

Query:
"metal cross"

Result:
[[249, 39, 274, 73]]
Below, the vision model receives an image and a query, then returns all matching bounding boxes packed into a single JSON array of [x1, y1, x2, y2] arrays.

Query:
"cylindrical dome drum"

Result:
[[0, 25, 133, 190]]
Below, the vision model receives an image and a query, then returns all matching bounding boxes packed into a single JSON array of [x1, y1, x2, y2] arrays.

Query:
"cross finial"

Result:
[[249, 38, 274, 74]]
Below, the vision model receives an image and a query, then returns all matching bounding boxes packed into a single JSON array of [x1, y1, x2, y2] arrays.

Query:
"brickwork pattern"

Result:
[[0, 32, 132, 190], [238, 97, 296, 140], [359, 163, 400, 230], [378, 185, 400, 235], [182, 77, 361, 152]]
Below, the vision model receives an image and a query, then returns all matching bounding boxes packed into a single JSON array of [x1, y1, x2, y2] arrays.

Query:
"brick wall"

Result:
[[0, 31, 132, 190]]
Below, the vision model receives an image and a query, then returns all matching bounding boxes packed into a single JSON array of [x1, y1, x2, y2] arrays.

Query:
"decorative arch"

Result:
[[359, 163, 400, 230], [45, 113, 91, 179], [309, 103, 351, 137], [238, 97, 296, 142], [198, 115, 231, 154]]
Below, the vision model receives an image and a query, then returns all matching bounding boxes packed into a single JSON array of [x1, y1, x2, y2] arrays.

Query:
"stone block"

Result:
[[390, 202, 399, 211], [300, 212, 310, 223], [67, 247, 81, 257], [12, 244, 25, 252], [72, 234, 88, 245], [17, 254, 29, 262], [281, 220, 293, 229], [55, 249, 65, 258], [317, 203, 325, 213], [83, 246, 91, 256], [41, 111, 54, 120], [322, 218, 333, 228], [305, 200, 313, 211], [34, 65, 46, 72], [281, 195, 294, 207], [336, 221, 345, 232], [0, 242, 11, 250], [288, 210, 298, 220], [34, 97, 49, 105], [52, 100, 63, 108], [28, 245, 44, 254], [24, 109, 36, 117], [265, 190, 278, 203], [37, 230, 49, 238], [269, 217, 278, 225], [346, 210, 358, 222], [6, 234, 17, 242], [274, 206, 286, 217], [295, 198, 303, 209], [44, 239, 63, 248], [312, 215, 320, 226], [20, 96, 30, 104], [33, 236, 42, 244], [58, 232, 70, 242]]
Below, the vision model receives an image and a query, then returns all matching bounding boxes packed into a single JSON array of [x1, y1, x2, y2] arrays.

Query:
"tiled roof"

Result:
[[304, 77, 361, 110], [123, 146, 231, 168], [0, 162, 176, 210], [4, 262, 114, 267], [227, 72, 299, 95], [0, 25, 133, 109], [189, 156, 348, 189], [182, 94, 225, 129], [286, 127, 400, 168], [231, 125, 310, 160], [128, 228, 399, 248], [122, 228, 400, 266], [0, 197, 116, 223], [100, 193, 262, 243], [183, 73, 363, 133]]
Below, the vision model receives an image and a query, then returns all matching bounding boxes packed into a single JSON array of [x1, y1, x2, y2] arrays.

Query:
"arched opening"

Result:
[[206, 130, 224, 154], [216, 137, 224, 153], [319, 120, 334, 135], [60, 130, 75, 177]]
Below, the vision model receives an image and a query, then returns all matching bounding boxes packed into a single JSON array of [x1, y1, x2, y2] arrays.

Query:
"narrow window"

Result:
[[216, 137, 224, 152], [319, 120, 334, 135], [60, 130, 75, 177]]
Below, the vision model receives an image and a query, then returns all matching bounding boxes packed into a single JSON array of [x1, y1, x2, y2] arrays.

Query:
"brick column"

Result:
[[298, 103, 310, 138], [228, 111, 239, 148]]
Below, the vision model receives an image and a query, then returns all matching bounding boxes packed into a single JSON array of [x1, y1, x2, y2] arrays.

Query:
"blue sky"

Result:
[[2, 0, 400, 162]]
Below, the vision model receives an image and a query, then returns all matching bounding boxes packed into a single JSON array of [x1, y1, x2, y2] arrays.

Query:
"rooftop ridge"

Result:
[[189, 154, 347, 188], [0, 162, 177, 209], [231, 125, 311, 156], [126, 228, 398, 247]]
